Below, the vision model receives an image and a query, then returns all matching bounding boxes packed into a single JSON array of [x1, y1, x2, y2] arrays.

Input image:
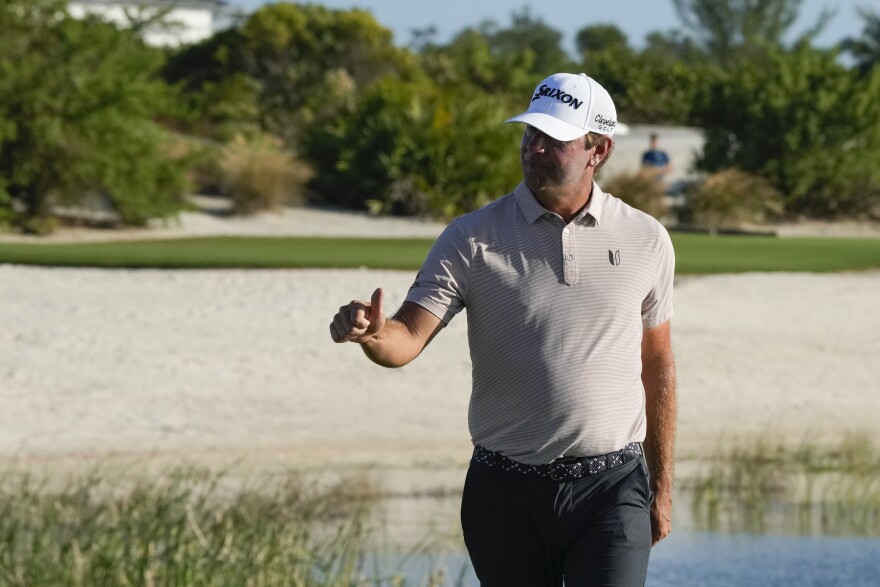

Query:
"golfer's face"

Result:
[[520, 126, 591, 194]]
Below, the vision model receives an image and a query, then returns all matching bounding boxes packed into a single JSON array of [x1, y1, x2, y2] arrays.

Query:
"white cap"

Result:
[[506, 73, 619, 141]]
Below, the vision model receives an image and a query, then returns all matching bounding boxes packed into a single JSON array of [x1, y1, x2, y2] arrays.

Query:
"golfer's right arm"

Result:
[[329, 287, 444, 368]]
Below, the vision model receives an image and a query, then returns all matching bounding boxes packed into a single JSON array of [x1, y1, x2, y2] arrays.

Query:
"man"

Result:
[[641, 132, 672, 175], [330, 72, 676, 586]]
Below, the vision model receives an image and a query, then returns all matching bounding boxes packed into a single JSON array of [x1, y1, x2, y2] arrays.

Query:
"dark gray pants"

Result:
[[461, 456, 653, 586]]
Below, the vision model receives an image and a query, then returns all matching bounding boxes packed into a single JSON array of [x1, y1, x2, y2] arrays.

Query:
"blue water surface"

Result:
[[647, 532, 880, 587], [371, 493, 880, 585], [372, 532, 880, 586]]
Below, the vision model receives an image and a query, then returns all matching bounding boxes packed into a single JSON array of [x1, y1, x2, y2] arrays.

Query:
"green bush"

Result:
[[692, 42, 880, 218], [164, 3, 417, 145], [687, 169, 784, 229], [0, 185, 12, 229], [0, 0, 191, 232], [583, 45, 707, 125], [301, 76, 522, 219]]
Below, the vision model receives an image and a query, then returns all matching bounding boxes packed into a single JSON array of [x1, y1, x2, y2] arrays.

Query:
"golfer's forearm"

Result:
[[642, 358, 677, 492], [359, 318, 426, 368]]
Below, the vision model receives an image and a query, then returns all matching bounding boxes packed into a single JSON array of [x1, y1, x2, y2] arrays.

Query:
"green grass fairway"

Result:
[[0, 237, 433, 270], [670, 233, 880, 274], [0, 233, 878, 273]]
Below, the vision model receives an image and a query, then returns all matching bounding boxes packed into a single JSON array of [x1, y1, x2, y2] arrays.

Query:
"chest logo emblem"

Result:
[[608, 250, 621, 266]]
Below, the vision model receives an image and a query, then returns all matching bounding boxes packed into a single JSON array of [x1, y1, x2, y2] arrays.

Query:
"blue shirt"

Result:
[[642, 149, 670, 168]]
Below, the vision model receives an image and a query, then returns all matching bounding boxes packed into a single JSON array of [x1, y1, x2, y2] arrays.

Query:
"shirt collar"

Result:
[[582, 181, 606, 225], [513, 183, 547, 225], [514, 181, 606, 226]]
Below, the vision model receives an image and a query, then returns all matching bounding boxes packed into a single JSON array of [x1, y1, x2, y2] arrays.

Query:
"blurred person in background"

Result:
[[641, 132, 672, 178]]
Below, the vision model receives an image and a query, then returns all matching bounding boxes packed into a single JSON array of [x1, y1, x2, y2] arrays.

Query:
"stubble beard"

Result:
[[523, 162, 562, 195]]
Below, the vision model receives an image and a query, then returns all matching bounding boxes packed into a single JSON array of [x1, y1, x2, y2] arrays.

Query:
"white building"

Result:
[[68, 0, 226, 47]]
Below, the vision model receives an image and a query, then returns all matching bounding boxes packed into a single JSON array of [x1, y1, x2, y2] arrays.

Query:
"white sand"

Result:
[[2, 207, 878, 483]]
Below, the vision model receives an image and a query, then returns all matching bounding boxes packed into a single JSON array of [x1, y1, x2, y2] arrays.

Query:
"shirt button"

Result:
[[563, 228, 570, 234], [566, 254, 574, 261]]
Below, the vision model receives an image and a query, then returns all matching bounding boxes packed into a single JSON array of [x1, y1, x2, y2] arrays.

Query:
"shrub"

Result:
[[0, 1, 191, 232], [301, 76, 522, 220], [164, 3, 416, 145], [221, 148, 313, 215], [688, 169, 784, 229], [691, 42, 880, 218], [189, 134, 313, 215], [601, 169, 670, 220]]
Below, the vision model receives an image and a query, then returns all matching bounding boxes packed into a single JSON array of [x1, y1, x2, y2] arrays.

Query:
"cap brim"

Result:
[[505, 112, 589, 142]]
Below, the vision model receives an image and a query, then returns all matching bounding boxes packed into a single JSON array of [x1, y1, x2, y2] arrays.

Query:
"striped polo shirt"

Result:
[[405, 181, 675, 465]]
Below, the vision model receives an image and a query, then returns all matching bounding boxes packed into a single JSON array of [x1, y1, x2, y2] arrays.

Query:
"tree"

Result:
[[577, 31, 708, 125], [641, 30, 705, 65], [671, 0, 832, 65], [0, 0, 189, 232], [484, 8, 573, 75], [843, 8, 880, 77], [576, 24, 629, 55], [300, 77, 522, 219], [161, 28, 263, 141], [691, 42, 880, 217], [418, 9, 573, 99], [164, 3, 416, 145], [417, 28, 536, 98]]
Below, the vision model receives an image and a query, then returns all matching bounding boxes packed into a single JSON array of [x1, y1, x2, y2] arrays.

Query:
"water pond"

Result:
[[364, 492, 880, 586]]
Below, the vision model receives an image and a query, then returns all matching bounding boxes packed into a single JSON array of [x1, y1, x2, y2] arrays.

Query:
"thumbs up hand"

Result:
[[330, 288, 386, 343]]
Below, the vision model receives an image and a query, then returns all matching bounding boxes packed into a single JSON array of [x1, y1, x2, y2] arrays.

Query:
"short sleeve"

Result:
[[641, 224, 675, 328], [404, 220, 471, 323]]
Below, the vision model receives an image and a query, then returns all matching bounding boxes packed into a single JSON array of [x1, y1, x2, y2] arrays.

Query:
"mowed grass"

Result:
[[0, 233, 878, 273], [0, 237, 432, 270], [672, 233, 880, 274]]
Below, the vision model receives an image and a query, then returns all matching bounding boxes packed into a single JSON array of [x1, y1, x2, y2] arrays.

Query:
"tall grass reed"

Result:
[[686, 434, 880, 536], [0, 466, 466, 586]]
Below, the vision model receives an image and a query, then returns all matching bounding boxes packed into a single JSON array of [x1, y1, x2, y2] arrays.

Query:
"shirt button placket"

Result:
[[562, 226, 578, 285]]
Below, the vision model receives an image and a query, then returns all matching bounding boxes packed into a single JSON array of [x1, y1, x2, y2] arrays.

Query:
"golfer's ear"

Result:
[[593, 136, 613, 164]]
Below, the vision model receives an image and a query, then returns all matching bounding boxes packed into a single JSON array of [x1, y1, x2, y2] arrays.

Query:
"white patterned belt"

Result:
[[471, 443, 642, 482]]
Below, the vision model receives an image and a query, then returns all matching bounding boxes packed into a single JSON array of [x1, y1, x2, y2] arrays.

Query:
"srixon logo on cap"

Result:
[[531, 85, 584, 110]]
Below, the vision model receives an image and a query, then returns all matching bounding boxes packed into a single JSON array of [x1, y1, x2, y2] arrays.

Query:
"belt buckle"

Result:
[[549, 456, 585, 481]]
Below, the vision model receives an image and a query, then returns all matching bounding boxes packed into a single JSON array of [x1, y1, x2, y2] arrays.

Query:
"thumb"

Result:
[[369, 287, 384, 321]]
